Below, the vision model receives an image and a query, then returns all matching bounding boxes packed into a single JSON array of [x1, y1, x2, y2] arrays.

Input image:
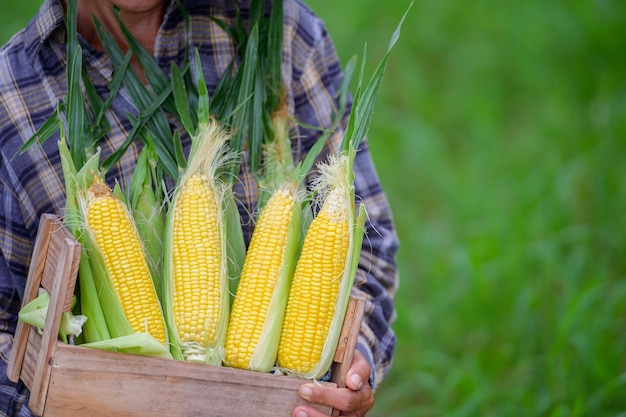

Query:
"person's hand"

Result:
[[292, 350, 374, 417]]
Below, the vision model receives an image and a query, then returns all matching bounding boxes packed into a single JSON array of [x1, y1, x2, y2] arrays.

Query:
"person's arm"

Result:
[[291, 140, 398, 417], [286, 3, 399, 415]]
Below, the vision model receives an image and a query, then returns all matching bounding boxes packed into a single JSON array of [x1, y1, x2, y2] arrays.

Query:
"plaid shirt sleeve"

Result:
[[286, 2, 399, 390]]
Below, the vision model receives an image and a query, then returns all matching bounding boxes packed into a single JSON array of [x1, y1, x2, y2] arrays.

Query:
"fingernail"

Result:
[[299, 384, 313, 399], [296, 411, 309, 417], [350, 373, 363, 389]]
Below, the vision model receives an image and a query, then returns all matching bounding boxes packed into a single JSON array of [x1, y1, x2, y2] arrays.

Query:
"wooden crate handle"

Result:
[[328, 297, 366, 415], [6, 214, 81, 416], [7, 214, 57, 383], [28, 233, 81, 416]]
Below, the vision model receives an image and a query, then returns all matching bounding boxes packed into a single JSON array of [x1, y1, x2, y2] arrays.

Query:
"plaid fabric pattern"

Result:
[[0, 0, 398, 412]]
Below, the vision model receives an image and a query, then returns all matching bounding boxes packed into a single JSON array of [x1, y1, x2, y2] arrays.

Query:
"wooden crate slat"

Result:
[[44, 345, 335, 417], [331, 297, 366, 388], [7, 214, 57, 383], [29, 236, 81, 416], [40, 223, 79, 311], [20, 328, 43, 389]]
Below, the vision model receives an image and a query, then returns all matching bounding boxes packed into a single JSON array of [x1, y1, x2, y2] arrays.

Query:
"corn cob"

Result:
[[276, 154, 365, 379], [156, 26, 257, 364], [52, 133, 172, 357], [162, 119, 233, 364], [224, 179, 302, 371], [81, 175, 168, 346]]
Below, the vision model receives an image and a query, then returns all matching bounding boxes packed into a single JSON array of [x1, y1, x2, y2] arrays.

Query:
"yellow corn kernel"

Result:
[[225, 187, 295, 370], [86, 178, 167, 346], [277, 187, 350, 373], [171, 174, 222, 346]]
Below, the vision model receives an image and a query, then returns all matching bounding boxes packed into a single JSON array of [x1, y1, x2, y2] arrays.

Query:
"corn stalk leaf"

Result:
[[247, 66, 265, 177], [171, 62, 195, 136], [114, 5, 199, 129], [15, 104, 63, 157], [100, 85, 178, 179], [264, 0, 284, 114], [81, 66, 111, 141], [294, 56, 357, 183], [341, 2, 412, 154], [92, 50, 132, 130], [92, 15, 178, 177], [112, 6, 178, 116], [224, 24, 260, 182], [194, 49, 210, 124], [65, 5, 88, 166]]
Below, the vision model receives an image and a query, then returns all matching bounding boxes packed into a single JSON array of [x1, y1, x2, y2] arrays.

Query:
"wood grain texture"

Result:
[[44, 345, 335, 417], [7, 214, 56, 383], [29, 234, 81, 415]]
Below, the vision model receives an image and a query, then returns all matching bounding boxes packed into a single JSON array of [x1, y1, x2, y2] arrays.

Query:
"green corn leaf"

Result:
[[226, 24, 260, 180], [171, 62, 195, 136], [209, 17, 243, 54], [129, 141, 166, 304], [77, 255, 111, 343], [247, 66, 265, 177], [194, 49, 210, 124], [92, 16, 177, 172], [210, 60, 238, 121], [18, 290, 87, 345], [64, 0, 89, 165], [100, 79, 177, 178], [112, 6, 178, 116], [116, 7, 198, 126], [66, 45, 87, 166], [177, 2, 192, 63], [224, 192, 246, 305], [15, 104, 63, 157], [172, 130, 187, 173], [340, 2, 412, 154], [294, 56, 357, 183], [81, 66, 110, 142], [93, 50, 132, 130], [264, 0, 284, 113], [81, 333, 173, 360]]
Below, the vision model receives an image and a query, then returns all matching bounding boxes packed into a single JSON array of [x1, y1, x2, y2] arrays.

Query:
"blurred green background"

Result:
[[2, 1, 625, 416]]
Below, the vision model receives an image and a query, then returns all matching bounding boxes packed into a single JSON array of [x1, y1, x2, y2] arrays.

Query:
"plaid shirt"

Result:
[[0, 0, 398, 414]]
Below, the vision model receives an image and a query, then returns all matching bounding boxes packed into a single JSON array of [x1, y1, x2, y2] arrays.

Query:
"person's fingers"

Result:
[[291, 403, 328, 417], [292, 351, 375, 417], [296, 382, 373, 414], [345, 350, 371, 391]]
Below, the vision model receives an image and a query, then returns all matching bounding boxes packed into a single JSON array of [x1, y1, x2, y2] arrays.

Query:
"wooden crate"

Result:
[[7, 214, 365, 417]]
